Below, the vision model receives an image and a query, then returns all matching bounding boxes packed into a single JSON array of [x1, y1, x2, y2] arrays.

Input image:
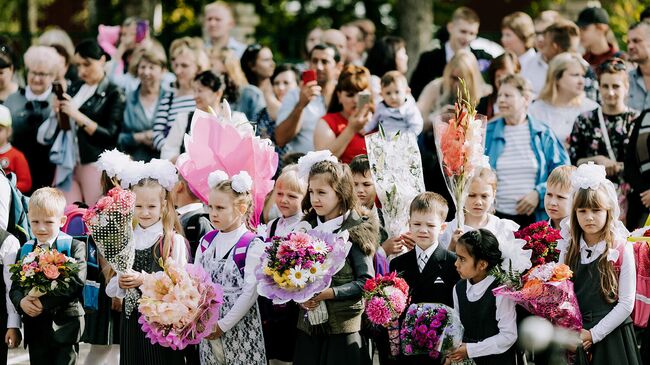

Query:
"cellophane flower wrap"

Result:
[[628, 216, 650, 328], [9, 247, 80, 298], [515, 221, 561, 266], [82, 186, 138, 315], [492, 262, 583, 331], [400, 303, 465, 360], [138, 258, 223, 350], [433, 79, 489, 229], [362, 272, 410, 356], [365, 125, 425, 237], [256, 230, 352, 304]]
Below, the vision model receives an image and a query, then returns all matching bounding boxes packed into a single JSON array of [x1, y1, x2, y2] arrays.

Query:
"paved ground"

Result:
[[8, 344, 92, 364]]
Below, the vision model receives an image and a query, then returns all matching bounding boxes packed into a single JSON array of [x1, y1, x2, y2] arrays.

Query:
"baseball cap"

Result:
[[576, 7, 609, 27], [0, 105, 11, 128]]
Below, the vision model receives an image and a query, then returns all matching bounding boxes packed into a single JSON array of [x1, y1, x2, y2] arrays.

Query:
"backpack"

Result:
[[199, 230, 256, 276], [62, 203, 90, 236], [2, 170, 31, 244]]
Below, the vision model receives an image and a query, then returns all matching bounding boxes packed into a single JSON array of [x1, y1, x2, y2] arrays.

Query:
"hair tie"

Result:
[[231, 171, 253, 193], [297, 150, 338, 181], [207, 170, 229, 189]]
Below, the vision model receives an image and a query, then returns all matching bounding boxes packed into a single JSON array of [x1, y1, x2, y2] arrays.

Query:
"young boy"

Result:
[[544, 165, 577, 229], [0, 105, 31, 193], [0, 227, 21, 362], [363, 71, 422, 136], [172, 176, 213, 263], [9, 187, 87, 364], [389, 192, 460, 364]]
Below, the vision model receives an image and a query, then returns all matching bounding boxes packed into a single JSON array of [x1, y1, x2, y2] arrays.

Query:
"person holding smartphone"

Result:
[[313, 64, 373, 164], [276, 43, 343, 154]]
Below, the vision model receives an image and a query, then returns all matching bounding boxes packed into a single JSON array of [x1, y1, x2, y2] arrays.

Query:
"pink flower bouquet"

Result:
[[493, 262, 583, 331], [363, 272, 410, 356], [433, 79, 489, 228], [256, 230, 351, 304], [10, 247, 79, 298], [400, 303, 464, 359], [138, 258, 223, 350]]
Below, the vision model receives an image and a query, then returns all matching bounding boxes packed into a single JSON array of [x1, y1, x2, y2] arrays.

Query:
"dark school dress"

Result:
[[573, 259, 642, 365], [455, 279, 517, 365], [119, 246, 185, 365]]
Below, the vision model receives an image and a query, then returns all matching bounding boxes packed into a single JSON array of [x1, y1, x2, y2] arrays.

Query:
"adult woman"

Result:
[[528, 52, 599, 146], [254, 63, 299, 159], [152, 39, 209, 151], [569, 58, 636, 189], [107, 17, 150, 91], [313, 64, 373, 164], [48, 39, 125, 205], [211, 47, 265, 121], [501, 12, 536, 69], [486, 74, 569, 226], [5, 46, 61, 193], [38, 28, 79, 84], [119, 45, 169, 162], [483, 51, 520, 119], [241, 44, 279, 119], [364, 36, 408, 95], [0, 45, 18, 103], [161, 70, 248, 162]]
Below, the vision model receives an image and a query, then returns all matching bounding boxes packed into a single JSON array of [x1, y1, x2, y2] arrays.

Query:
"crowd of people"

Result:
[[0, 1, 648, 364]]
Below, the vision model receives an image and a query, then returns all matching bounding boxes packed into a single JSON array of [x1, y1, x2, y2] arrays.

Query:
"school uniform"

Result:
[[9, 232, 87, 365], [0, 229, 20, 365], [177, 202, 213, 263], [106, 221, 188, 365], [389, 243, 460, 364], [572, 238, 642, 365], [294, 210, 378, 365], [195, 224, 266, 365], [439, 215, 519, 251]]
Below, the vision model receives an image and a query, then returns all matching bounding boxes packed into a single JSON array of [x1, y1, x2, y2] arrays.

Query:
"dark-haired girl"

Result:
[[448, 229, 517, 365], [0, 43, 18, 102], [160, 70, 249, 162]]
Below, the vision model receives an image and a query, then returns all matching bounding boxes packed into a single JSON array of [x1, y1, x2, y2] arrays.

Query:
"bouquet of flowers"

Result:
[[10, 247, 79, 297], [365, 125, 426, 237], [493, 262, 583, 331], [628, 216, 650, 328], [138, 258, 223, 350], [256, 230, 351, 325], [83, 186, 138, 315], [433, 79, 489, 228], [400, 303, 465, 360], [515, 221, 562, 266], [363, 272, 410, 356]]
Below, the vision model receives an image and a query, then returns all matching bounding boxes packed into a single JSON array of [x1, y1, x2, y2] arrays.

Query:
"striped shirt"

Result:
[[495, 122, 538, 215], [152, 92, 196, 151]]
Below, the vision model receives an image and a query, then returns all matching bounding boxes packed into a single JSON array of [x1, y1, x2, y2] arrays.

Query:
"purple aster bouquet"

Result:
[[400, 303, 464, 360]]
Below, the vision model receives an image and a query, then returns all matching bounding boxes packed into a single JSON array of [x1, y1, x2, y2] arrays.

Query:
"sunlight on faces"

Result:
[[454, 242, 488, 280], [274, 181, 303, 218], [28, 210, 66, 244], [627, 25, 650, 64], [272, 70, 298, 101], [308, 174, 342, 221], [557, 62, 585, 98], [204, 5, 234, 40], [575, 188, 611, 242], [380, 79, 408, 109], [599, 72, 628, 110], [253, 47, 275, 80], [447, 19, 479, 50], [352, 172, 376, 208], [74, 54, 105, 85], [133, 184, 165, 229], [501, 28, 525, 55], [193, 81, 220, 111], [395, 47, 409, 75], [137, 59, 164, 87], [464, 180, 494, 219], [544, 183, 572, 223], [172, 51, 199, 86], [310, 48, 338, 85], [408, 211, 446, 249], [208, 189, 246, 233], [497, 83, 528, 118], [579, 24, 603, 50]]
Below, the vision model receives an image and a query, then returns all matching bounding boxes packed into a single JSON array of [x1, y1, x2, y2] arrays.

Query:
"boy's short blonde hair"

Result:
[[409, 192, 449, 221], [547, 165, 577, 192], [29, 187, 66, 216], [275, 164, 307, 195], [451, 7, 480, 24]]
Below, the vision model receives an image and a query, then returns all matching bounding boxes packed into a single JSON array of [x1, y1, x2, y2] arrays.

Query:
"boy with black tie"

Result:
[[10, 188, 86, 365], [390, 192, 460, 364]]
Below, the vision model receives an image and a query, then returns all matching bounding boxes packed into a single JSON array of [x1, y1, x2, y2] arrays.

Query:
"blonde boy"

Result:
[[266, 165, 307, 238], [9, 188, 87, 364], [544, 165, 577, 229]]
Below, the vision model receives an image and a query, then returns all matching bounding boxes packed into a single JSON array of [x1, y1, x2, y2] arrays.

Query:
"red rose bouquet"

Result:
[[515, 221, 562, 266]]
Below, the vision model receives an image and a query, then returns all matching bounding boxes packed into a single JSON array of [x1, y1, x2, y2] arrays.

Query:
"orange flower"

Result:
[[551, 264, 573, 282], [440, 120, 466, 176], [522, 279, 544, 297]]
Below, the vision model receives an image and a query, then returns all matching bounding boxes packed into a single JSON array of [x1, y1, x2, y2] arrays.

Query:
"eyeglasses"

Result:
[[599, 58, 626, 73], [28, 70, 53, 79]]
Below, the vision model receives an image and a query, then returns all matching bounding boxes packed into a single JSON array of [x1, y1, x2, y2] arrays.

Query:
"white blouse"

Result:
[[266, 213, 304, 239], [528, 98, 599, 145], [452, 275, 517, 358], [440, 215, 519, 250]]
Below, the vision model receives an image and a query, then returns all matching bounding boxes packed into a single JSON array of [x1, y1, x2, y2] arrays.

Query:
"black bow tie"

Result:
[[585, 248, 593, 258]]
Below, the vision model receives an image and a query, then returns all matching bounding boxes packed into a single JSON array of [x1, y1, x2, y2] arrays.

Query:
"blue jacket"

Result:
[[485, 115, 570, 221]]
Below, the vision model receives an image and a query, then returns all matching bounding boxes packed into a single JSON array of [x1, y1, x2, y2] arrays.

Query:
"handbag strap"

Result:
[[596, 108, 617, 161]]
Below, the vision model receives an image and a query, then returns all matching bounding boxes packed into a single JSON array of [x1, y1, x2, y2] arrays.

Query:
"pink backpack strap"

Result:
[[233, 232, 257, 276], [200, 230, 220, 253]]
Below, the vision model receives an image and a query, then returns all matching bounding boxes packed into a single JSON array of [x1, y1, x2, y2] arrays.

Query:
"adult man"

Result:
[[275, 44, 342, 153], [203, 1, 246, 58], [577, 7, 623, 72], [409, 6, 492, 99], [627, 20, 650, 111], [341, 23, 366, 65], [322, 29, 348, 64]]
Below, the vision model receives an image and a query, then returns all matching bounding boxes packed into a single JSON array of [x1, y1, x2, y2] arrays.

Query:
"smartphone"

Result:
[[52, 81, 70, 131], [357, 92, 371, 110], [301, 69, 317, 84], [135, 20, 149, 43]]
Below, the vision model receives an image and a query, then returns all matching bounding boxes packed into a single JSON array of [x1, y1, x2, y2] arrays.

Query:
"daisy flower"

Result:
[[288, 267, 309, 288]]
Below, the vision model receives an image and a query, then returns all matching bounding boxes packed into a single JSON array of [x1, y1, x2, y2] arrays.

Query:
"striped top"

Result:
[[152, 92, 196, 151], [495, 122, 538, 215]]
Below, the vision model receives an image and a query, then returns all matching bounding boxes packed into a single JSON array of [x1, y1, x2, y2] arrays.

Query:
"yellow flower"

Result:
[[263, 266, 274, 276]]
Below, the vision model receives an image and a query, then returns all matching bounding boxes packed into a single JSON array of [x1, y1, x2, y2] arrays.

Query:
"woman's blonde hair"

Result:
[[170, 41, 210, 73], [128, 41, 168, 76], [440, 50, 491, 110], [502, 12, 535, 49], [132, 179, 183, 261], [565, 186, 618, 303], [538, 52, 586, 105]]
